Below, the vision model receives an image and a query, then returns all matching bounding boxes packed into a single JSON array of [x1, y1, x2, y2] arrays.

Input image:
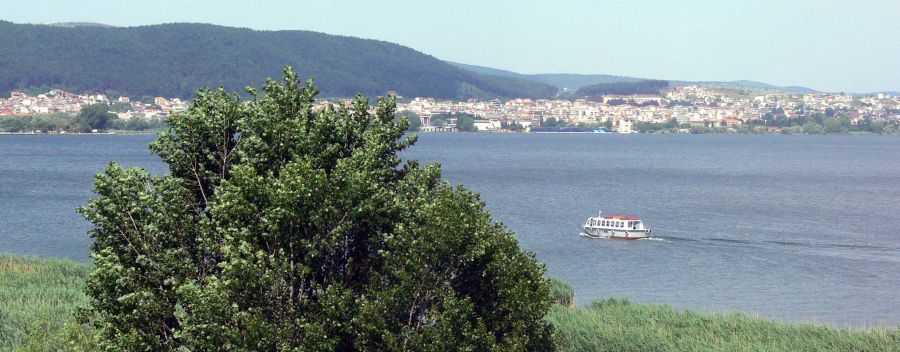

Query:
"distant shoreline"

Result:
[[0, 131, 155, 136]]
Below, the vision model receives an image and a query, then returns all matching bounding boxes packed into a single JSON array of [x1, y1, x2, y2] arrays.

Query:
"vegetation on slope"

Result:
[[571, 80, 670, 100], [447, 62, 643, 93], [0, 21, 555, 100]]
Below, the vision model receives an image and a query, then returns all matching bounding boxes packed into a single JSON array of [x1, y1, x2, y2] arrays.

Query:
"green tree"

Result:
[[823, 118, 844, 134], [0, 116, 28, 132], [74, 104, 116, 132], [543, 117, 558, 128], [396, 110, 421, 131], [456, 113, 476, 132], [78, 67, 554, 351], [124, 117, 151, 131], [869, 119, 885, 133], [802, 121, 825, 134]]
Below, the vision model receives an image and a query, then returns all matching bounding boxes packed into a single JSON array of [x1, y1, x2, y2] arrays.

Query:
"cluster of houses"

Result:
[[0, 89, 189, 122], [398, 86, 900, 132]]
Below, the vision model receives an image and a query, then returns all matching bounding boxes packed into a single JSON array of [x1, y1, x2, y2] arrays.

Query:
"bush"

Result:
[[77, 67, 554, 351]]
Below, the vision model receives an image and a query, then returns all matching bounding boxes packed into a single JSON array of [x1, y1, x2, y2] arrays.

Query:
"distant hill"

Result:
[[448, 62, 643, 93], [450, 62, 819, 95], [573, 80, 670, 101], [671, 80, 817, 94], [44, 22, 116, 28], [0, 21, 555, 99]]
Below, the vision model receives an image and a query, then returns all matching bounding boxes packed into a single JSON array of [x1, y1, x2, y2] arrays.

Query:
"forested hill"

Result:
[[0, 21, 556, 99], [448, 62, 643, 92], [573, 80, 670, 100]]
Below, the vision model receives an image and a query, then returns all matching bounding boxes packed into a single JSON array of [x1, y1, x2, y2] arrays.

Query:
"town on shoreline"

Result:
[[396, 86, 899, 134], [1, 85, 898, 134]]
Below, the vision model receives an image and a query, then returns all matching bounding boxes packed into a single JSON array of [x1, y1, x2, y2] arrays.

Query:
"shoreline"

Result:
[[0, 130, 156, 135], [2, 130, 896, 136]]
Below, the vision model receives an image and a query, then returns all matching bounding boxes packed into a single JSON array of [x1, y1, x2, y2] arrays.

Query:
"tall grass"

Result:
[[0, 255, 90, 351], [547, 297, 900, 352], [2, 257, 898, 351], [548, 277, 575, 309]]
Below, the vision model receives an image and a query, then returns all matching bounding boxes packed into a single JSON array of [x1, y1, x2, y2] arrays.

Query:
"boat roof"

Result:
[[601, 215, 641, 220]]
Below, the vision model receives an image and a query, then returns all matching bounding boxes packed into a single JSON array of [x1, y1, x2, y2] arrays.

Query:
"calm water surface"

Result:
[[1, 133, 898, 326]]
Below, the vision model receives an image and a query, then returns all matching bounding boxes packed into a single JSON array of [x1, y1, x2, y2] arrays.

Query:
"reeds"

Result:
[[546, 296, 900, 351], [0, 255, 90, 351]]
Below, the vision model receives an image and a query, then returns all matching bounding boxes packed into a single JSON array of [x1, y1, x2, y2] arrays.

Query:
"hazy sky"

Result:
[[4, 0, 899, 92]]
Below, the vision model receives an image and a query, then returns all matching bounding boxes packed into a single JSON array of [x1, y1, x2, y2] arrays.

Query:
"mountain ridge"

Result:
[[0, 21, 555, 99], [2, 21, 880, 98], [448, 62, 819, 95]]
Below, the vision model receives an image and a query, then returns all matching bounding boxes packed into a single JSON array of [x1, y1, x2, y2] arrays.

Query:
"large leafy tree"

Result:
[[396, 110, 422, 131], [78, 67, 554, 351], [74, 103, 116, 132]]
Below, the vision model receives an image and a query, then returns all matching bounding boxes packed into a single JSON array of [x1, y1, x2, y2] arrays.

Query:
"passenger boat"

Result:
[[581, 210, 651, 240]]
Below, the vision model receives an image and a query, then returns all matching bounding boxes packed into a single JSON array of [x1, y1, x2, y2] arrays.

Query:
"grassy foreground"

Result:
[[0, 255, 91, 351], [1, 255, 898, 351]]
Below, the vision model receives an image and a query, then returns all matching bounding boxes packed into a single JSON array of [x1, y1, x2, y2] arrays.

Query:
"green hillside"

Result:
[[448, 62, 820, 95], [571, 80, 670, 100], [0, 21, 555, 99], [448, 62, 643, 92]]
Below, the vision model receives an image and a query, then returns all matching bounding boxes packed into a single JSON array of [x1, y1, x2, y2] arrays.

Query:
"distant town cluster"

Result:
[[2, 86, 899, 134], [397, 86, 900, 133], [0, 89, 188, 122]]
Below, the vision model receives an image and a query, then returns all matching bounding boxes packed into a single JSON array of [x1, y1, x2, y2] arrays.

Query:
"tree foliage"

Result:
[[395, 110, 421, 131], [455, 113, 477, 132], [0, 110, 164, 133], [73, 104, 116, 132], [77, 67, 554, 351]]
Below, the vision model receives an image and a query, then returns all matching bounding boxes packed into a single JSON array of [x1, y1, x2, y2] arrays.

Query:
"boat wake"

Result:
[[578, 233, 671, 243], [637, 237, 670, 242]]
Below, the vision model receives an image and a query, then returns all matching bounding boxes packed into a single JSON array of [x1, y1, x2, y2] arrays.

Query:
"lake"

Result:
[[1, 133, 898, 327]]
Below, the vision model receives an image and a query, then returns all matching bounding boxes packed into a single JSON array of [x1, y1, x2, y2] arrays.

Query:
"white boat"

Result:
[[581, 210, 651, 240]]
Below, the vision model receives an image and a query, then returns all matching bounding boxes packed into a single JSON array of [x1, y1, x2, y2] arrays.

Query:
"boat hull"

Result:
[[580, 226, 651, 240]]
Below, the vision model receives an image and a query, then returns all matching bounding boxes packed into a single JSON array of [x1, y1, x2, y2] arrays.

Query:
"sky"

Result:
[[4, 0, 899, 92]]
